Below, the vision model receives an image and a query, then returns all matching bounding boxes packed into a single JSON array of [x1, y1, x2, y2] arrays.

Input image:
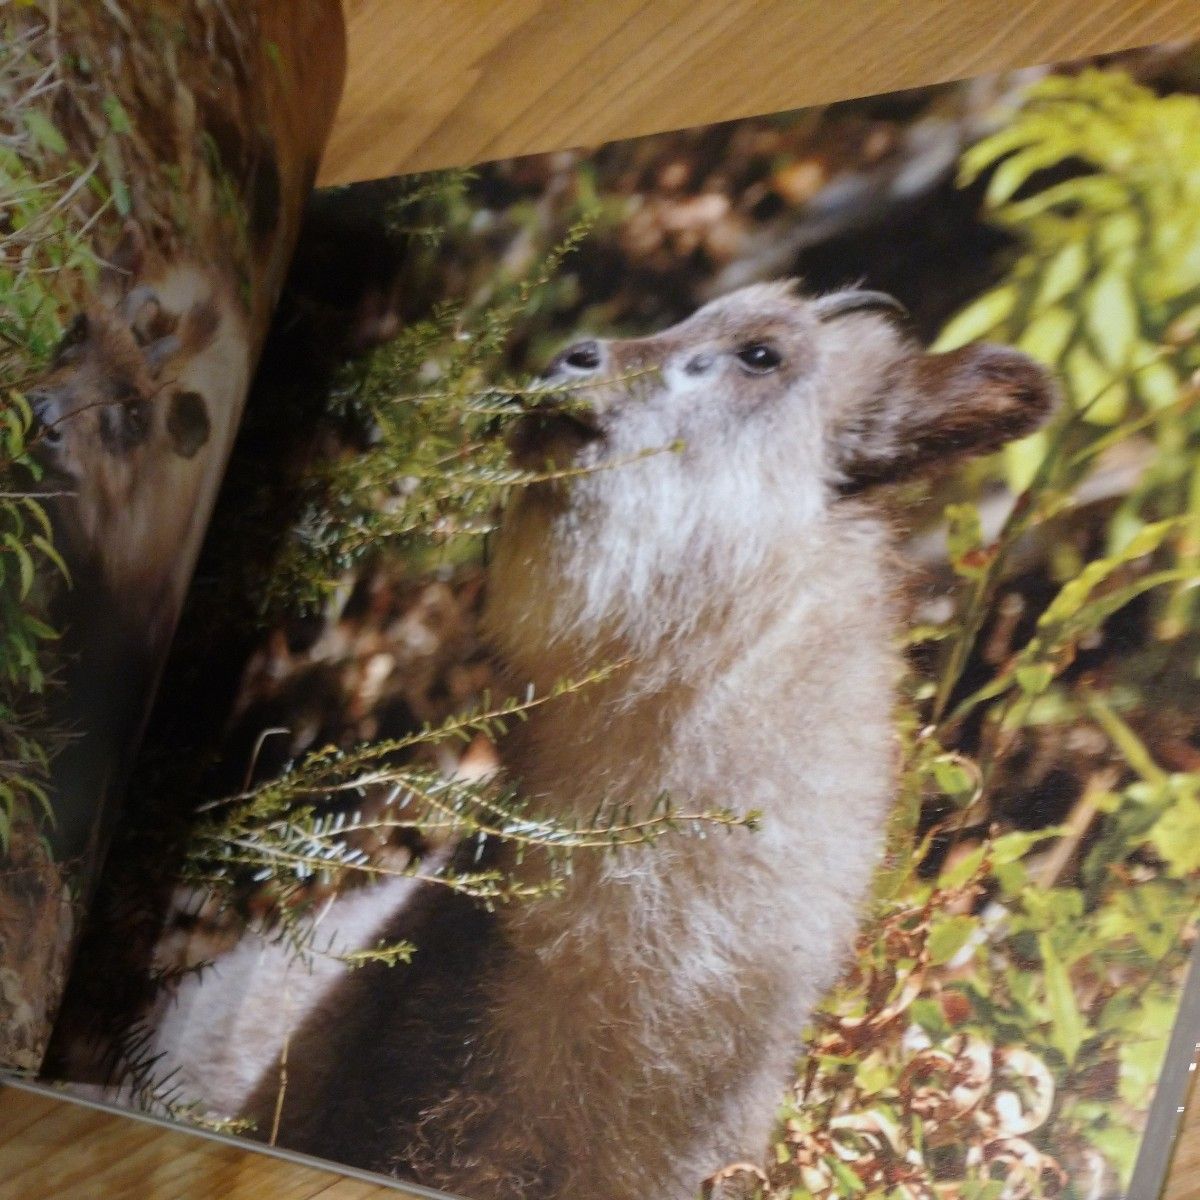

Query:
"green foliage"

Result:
[[770, 70, 1200, 1199], [0, 391, 62, 851], [262, 186, 606, 616], [942, 70, 1200, 392], [938, 70, 1200, 540], [0, 16, 89, 854], [187, 673, 759, 953]]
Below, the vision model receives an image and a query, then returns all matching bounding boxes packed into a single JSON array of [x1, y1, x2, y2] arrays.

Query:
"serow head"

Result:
[[514, 279, 1057, 510], [486, 279, 1058, 662], [29, 301, 215, 489]]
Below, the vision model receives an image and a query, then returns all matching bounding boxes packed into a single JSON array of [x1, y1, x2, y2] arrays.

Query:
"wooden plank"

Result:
[[0, 1085, 400, 1200], [1168, 1075, 1200, 1200], [320, 0, 1200, 184], [2, 1081, 1198, 1196], [0, 1087, 59, 1140]]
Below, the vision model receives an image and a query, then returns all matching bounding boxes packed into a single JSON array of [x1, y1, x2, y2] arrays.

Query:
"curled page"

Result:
[[0, 1, 345, 1073]]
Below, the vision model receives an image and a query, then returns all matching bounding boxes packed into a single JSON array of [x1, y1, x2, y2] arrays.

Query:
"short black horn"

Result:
[[813, 289, 909, 323]]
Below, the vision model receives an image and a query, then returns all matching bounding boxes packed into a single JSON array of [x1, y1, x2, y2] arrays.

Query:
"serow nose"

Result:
[[562, 340, 602, 372]]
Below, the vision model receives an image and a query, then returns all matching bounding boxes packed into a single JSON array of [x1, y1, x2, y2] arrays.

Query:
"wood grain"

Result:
[[5, 0, 1200, 1196], [1170, 1085, 1200, 1200], [2, 1077, 1199, 1197], [0, 1085, 407, 1200], [320, 0, 1200, 185]]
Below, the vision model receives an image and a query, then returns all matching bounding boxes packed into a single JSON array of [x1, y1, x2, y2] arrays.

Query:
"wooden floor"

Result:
[[319, 0, 1200, 184], [1, 1078, 1198, 1199], [0, 1086, 406, 1200], [6, 0, 1200, 1196]]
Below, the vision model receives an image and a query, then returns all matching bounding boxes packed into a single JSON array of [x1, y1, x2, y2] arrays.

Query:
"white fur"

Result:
[[140, 871, 436, 1117]]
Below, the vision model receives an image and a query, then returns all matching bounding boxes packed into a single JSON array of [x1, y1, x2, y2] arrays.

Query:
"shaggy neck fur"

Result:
[[486, 418, 832, 679], [416, 493, 902, 1200]]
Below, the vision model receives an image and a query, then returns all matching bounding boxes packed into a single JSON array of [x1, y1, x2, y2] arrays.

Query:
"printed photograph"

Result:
[[46, 41, 1200, 1200], [0, 0, 341, 1072]]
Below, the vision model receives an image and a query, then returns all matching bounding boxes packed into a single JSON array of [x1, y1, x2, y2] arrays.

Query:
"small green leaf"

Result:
[[1135, 358, 1180, 409], [824, 1155, 865, 1195], [1148, 788, 1200, 876], [1035, 241, 1090, 309], [933, 285, 1018, 351], [1018, 305, 1077, 366], [1086, 270, 1140, 369], [931, 756, 974, 800], [31, 533, 70, 584], [22, 110, 68, 155], [102, 94, 133, 134], [1002, 428, 1050, 494], [3, 532, 33, 599], [1065, 343, 1127, 423], [986, 142, 1075, 207], [1039, 932, 1087, 1065], [928, 914, 979, 966]]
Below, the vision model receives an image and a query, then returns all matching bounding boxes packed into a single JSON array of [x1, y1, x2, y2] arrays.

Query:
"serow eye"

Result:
[[735, 342, 782, 373]]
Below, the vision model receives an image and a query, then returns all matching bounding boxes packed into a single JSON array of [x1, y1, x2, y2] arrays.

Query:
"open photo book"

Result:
[[4, 7, 1200, 1199]]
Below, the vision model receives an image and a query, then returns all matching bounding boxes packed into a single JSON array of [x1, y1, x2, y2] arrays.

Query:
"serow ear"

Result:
[[836, 343, 1058, 493]]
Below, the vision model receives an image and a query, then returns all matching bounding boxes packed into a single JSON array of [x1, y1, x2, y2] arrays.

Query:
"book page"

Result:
[[0, 1, 344, 1075], [47, 42, 1200, 1200]]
